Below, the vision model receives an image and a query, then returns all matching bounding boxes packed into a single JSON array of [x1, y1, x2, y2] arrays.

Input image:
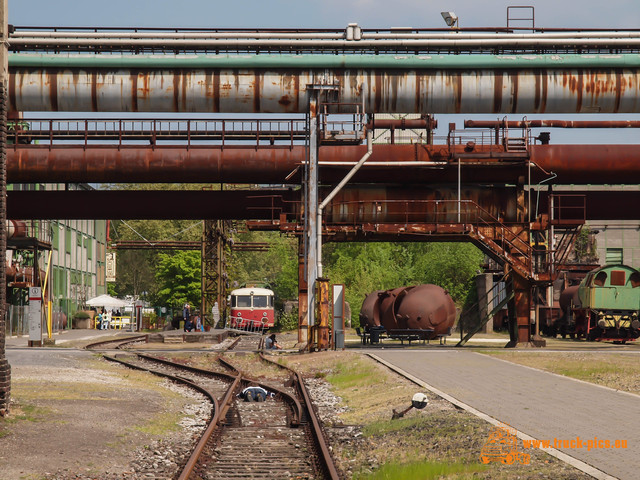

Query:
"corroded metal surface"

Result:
[[9, 65, 640, 114], [9, 143, 640, 185]]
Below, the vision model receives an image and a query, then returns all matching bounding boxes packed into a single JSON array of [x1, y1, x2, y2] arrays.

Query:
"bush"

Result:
[[275, 307, 298, 332], [73, 310, 90, 320]]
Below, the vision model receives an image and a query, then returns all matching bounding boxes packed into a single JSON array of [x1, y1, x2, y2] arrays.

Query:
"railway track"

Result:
[[85, 334, 148, 350], [103, 352, 340, 480], [227, 334, 264, 352]]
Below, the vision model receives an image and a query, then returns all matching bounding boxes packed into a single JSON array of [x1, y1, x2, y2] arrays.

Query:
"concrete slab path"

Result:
[[372, 350, 639, 480]]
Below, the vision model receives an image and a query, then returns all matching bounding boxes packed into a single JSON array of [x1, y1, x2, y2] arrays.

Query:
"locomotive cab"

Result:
[[578, 265, 640, 342]]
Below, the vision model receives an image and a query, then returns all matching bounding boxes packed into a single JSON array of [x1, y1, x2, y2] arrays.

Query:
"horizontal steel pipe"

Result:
[[9, 144, 640, 185], [9, 54, 640, 113], [465, 120, 640, 128]]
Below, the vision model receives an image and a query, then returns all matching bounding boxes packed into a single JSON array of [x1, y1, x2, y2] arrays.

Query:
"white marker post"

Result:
[[28, 287, 42, 347]]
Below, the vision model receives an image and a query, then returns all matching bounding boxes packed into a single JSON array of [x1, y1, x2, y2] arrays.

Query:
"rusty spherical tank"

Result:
[[394, 284, 456, 337], [378, 287, 412, 331], [559, 285, 581, 312], [359, 290, 383, 328]]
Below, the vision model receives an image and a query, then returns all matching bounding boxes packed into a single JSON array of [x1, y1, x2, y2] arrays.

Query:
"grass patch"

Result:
[[132, 410, 182, 436], [482, 352, 640, 394], [326, 360, 379, 390], [354, 459, 486, 480]]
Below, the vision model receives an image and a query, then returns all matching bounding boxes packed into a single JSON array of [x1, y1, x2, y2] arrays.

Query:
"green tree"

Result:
[[155, 250, 202, 309]]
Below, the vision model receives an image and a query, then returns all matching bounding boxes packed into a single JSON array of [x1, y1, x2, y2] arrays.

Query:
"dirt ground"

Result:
[[0, 354, 202, 480]]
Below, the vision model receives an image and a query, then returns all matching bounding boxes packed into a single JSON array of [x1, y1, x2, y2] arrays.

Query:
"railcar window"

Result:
[[611, 270, 626, 286], [630, 272, 640, 288], [236, 295, 252, 308], [269, 296, 274, 307], [253, 295, 268, 308], [594, 271, 608, 287]]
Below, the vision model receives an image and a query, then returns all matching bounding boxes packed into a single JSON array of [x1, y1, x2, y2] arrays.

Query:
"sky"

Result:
[[8, 0, 640, 144]]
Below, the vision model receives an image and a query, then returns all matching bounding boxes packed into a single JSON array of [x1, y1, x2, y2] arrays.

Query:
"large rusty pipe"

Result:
[[9, 144, 640, 185], [9, 56, 640, 113], [465, 120, 640, 128]]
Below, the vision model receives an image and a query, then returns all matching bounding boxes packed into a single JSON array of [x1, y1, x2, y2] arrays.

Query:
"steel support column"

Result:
[[305, 91, 319, 347], [202, 219, 228, 328], [0, 0, 9, 416], [297, 237, 308, 344]]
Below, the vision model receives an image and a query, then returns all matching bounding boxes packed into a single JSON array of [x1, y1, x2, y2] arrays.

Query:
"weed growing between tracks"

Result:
[[283, 352, 590, 479]]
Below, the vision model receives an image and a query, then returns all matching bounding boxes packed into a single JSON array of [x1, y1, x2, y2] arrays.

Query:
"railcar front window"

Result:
[[236, 296, 252, 308], [269, 296, 274, 307], [253, 296, 268, 308]]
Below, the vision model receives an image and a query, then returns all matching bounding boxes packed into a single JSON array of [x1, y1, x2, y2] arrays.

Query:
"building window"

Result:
[[605, 248, 623, 265]]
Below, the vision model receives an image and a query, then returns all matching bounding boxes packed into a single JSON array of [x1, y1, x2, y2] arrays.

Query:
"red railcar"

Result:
[[229, 287, 275, 331]]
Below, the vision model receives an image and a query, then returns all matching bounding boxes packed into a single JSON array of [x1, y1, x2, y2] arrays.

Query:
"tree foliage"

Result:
[[155, 250, 202, 309]]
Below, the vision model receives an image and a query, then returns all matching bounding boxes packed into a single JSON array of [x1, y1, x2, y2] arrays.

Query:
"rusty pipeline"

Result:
[[10, 63, 640, 114], [465, 119, 640, 128], [10, 143, 640, 185]]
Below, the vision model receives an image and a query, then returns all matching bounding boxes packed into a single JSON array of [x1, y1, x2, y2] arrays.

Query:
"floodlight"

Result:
[[441, 11, 458, 27]]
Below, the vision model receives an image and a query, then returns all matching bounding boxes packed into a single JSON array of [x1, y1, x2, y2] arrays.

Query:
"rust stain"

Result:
[[213, 71, 220, 112], [575, 70, 583, 113], [510, 71, 519, 113], [49, 71, 58, 112], [493, 71, 503, 113], [615, 70, 623, 113], [182, 71, 188, 112], [172, 72, 180, 112], [454, 72, 462, 113], [541, 70, 548, 113], [8, 72, 16, 113], [415, 71, 421, 112], [91, 71, 98, 112], [278, 95, 291, 107], [253, 72, 261, 112], [534, 71, 541, 111], [294, 74, 300, 112], [131, 70, 138, 112], [374, 73, 382, 112]]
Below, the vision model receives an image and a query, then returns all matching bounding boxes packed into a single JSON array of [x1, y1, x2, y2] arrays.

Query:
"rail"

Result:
[[9, 117, 308, 149], [259, 353, 342, 480]]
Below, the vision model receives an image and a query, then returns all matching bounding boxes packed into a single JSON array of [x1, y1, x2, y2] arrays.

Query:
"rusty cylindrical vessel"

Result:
[[394, 284, 457, 337], [359, 290, 383, 328]]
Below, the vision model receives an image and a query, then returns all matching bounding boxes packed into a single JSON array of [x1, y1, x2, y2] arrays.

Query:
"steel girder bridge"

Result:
[[6, 25, 640, 350]]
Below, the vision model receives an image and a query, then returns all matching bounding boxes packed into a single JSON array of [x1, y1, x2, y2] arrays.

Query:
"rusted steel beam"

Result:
[[465, 119, 640, 128], [6, 190, 295, 220], [9, 64, 640, 114], [9, 144, 640, 185], [8, 187, 640, 221]]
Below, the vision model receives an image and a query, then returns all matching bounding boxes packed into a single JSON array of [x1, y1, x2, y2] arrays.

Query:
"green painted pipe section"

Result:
[[9, 53, 640, 70]]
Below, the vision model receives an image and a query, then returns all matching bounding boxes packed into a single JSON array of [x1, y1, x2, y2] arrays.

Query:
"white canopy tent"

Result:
[[85, 294, 129, 309]]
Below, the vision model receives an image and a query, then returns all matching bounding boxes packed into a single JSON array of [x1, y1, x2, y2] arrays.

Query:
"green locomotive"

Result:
[[577, 265, 640, 342]]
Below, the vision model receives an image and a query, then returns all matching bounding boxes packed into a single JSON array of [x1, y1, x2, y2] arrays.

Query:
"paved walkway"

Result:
[[372, 350, 639, 480]]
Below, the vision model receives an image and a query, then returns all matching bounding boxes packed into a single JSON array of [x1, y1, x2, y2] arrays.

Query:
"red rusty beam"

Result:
[[7, 190, 296, 220], [465, 119, 640, 128], [7, 188, 640, 221], [8, 143, 640, 185]]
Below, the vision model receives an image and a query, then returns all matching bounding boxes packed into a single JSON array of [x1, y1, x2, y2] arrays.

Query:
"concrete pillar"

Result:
[[506, 271, 533, 347], [475, 273, 494, 333], [0, 0, 10, 416]]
